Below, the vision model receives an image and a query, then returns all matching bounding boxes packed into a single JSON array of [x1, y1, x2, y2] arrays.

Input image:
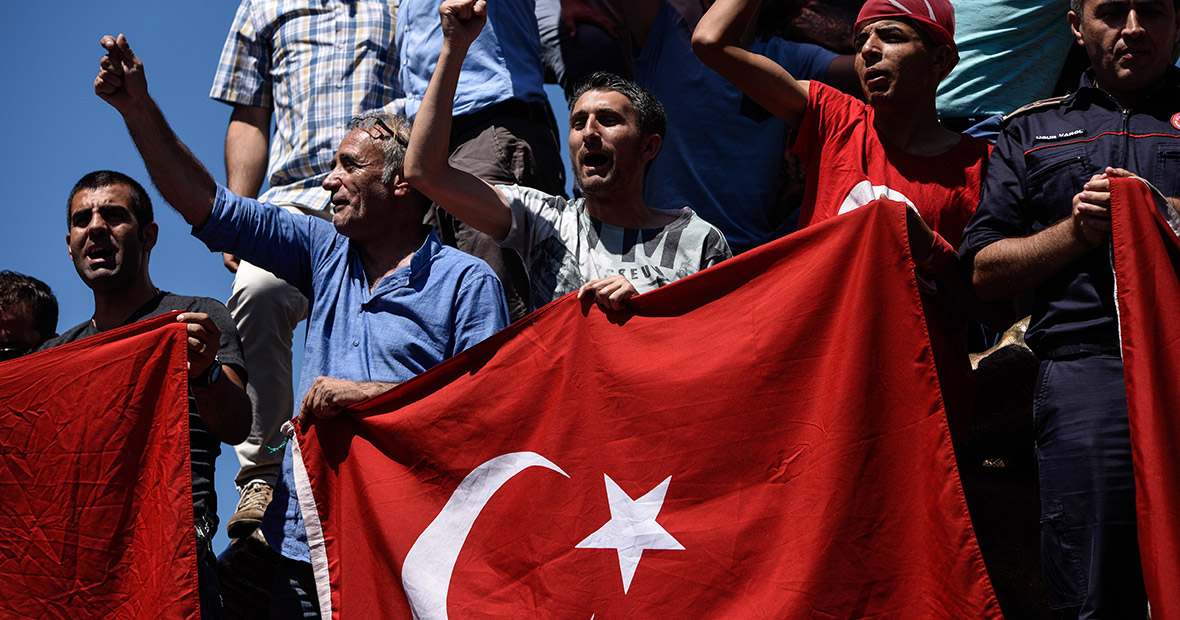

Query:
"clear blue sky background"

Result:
[[0, 0, 573, 554]]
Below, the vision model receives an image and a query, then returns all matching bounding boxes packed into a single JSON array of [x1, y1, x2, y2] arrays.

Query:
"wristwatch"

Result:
[[195, 357, 223, 388]]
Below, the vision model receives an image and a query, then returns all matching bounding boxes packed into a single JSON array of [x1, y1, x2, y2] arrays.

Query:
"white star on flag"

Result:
[[576, 474, 684, 594]]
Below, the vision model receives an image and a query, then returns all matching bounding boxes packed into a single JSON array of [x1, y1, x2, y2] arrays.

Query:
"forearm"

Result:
[[192, 364, 251, 445], [971, 217, 1097, 301], [225, 105, 271, 199], [404, 42, 465, 186], [403, 40, 513, 239], [692, 0, 807, 126], [299, 376, 400, 421], [346, 381, 399, 402], [121, 98, 218, 227]]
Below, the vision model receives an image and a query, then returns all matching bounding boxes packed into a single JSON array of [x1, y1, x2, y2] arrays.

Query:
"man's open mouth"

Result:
[[583, 153, 610, 168], [86, 246, 115, 260], [864, 69, 889, 91]]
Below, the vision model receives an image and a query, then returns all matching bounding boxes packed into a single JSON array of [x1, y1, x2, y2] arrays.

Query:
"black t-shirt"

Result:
[[40, 292, 247, 533]]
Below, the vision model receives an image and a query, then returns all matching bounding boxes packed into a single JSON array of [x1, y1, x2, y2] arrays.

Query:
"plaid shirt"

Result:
[[210, 0, 403, 210]]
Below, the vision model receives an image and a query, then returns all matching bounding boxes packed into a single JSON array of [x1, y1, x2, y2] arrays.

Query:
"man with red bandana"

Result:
[[693, 0, 999, 435]]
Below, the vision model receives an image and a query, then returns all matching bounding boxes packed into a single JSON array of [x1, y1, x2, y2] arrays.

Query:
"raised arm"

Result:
[[692, 0, 809, 127], [94, 34, 218, 228], [402, 0, 514, 241]]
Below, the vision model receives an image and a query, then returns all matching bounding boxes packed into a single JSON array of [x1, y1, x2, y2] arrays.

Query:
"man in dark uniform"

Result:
[[41, 170, 252, 619], [961, 0, 1180, 616]]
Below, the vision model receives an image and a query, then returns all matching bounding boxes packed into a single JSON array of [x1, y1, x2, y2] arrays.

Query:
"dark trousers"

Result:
[[1034, 354, 1147, 619], [196, 520, 227, 620], [269, 556, 321, 619]]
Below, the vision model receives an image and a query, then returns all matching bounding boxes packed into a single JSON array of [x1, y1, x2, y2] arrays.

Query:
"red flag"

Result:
[[0, 313, 198, 619], [1111, 177, 1180, 620], [295, 202, 1002, 619]]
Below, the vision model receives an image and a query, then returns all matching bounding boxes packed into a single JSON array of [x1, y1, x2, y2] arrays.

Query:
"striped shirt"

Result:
[[210, 0, 404, 210]]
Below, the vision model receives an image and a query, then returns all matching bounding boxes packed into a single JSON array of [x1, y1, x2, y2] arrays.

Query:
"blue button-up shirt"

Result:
[[396, 0, 546, 118], [195, 186, 509, 559]]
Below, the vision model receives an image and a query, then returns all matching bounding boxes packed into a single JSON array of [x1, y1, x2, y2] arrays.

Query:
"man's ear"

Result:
[[932, 45, 950, 76], [640, 133, 662, 165], [391, 170, 414, 196], [66, 233, 73, 261], [141, 221, 159, 252], [1068, 10, 1085, 48]]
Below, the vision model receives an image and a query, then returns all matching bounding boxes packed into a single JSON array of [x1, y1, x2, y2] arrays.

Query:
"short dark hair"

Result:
[[569, 72, 667, 140], [66, 170, 154, 229], [0, 270, 58, 344]]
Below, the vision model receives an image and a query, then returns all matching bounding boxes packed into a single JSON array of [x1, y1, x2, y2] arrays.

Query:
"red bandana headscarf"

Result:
[[855, 0, 959, 77]]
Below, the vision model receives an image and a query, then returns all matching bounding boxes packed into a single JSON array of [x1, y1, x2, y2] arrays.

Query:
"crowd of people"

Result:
[[2, 0, 1178, 617]]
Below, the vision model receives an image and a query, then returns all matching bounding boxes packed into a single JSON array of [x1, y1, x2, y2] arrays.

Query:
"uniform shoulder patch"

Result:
[[1004, 95, 1072, 120]]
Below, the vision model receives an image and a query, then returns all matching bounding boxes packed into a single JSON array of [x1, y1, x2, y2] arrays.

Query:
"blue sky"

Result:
[[0, 0, 573, 554]]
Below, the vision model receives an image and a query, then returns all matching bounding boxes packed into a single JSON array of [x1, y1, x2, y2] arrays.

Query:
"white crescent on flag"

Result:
[[401, 452, 569, 620]]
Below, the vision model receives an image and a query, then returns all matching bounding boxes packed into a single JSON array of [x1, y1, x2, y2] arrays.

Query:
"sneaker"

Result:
[[226, 480, 273, 539]]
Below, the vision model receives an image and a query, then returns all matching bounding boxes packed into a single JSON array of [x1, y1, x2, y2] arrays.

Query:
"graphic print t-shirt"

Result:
[[497, 184, 732, 309]]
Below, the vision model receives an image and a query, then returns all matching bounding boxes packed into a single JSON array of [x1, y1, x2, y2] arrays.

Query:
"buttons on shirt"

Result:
[[353, 340, 359, 347]]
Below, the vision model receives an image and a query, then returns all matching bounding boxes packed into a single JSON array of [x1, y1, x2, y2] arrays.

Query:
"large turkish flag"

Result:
[[294, 202, 1002, 619], [0, 313, 197, 619], [1111, 177, 1180, 620]]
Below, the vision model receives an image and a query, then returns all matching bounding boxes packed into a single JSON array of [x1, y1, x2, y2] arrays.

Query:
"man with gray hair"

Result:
[[93, 34, 509, 614], [209, 0, 405, 540]]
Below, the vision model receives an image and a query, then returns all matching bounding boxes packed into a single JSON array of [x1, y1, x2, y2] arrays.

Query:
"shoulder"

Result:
[[951, 133, 993, 165], [38, 321, 93, 350], [498, 184, 571, 212], [435, 246, 507, 303], [158, 293, 236, 328], [436, 245, 497, 273], [678, 208, 733, 254], [807, 80, 865, 123], [1002, 94, 1073, 123]]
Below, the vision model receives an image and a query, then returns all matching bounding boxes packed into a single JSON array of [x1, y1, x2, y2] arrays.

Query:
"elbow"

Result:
[[970, 267, 1008, 303], [222, 393, 253, 446], [223, 418, 251, 447], [402, 155, 428, 188], [402, 150, 443, 195], [690, 28, 724, 64]]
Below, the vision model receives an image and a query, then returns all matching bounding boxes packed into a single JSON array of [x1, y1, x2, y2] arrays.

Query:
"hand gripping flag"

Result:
[[293, 202, 1002, 619], [1111, 177, 1180, 620], [0, 314, 197, 620]]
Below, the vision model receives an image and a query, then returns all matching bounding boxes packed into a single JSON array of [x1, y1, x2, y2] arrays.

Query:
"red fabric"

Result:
[[793, 82, 989, 247], [0, 313, 198, 619], [1111, 177, 1180, 620], [295, 202, 1001, 619], [855, 0, 958, 53], [794, 82, 989, 435]]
